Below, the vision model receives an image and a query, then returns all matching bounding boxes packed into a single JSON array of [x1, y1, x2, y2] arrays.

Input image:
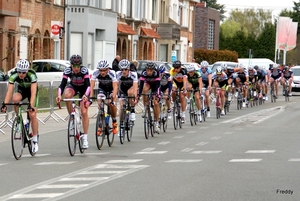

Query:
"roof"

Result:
[[117, 23, 137, 35], [140, 27, 161, 39]]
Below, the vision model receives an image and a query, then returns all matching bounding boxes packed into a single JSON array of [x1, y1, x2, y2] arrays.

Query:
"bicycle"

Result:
[[200, 88, 207, 122], [159, 93, 169, 132], [283, 79, 290, 102], [215, 87, 221, 119], [236, 87, 243, 110], [92, 93, 115, 149], [3, 102, 36, 160], [141, 93, 155, 139], [172, 89, 182, 130], [270, 82, 276, 103], [119, 95, 135, 144], [58, 99, 85, 156], [188, 89, 198, 126]]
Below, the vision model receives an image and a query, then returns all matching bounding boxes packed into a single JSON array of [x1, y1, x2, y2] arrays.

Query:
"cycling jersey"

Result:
[[187, 71, 202, 89], [9, 69, 37, 88], [282, 69, 293, 79], [256, 69, 267, 81], [160, 72, 172, 94], [116, 70, 138, 96], [269, 68, 281, 80], [170, 67, 187, 84], [58, 66, 90, 97], [212, 72, 228, 88], [138, 69, 160, 95], [248, 69, 257, 80], [92, 69, 117, 93], [199, 67, 212, 82]]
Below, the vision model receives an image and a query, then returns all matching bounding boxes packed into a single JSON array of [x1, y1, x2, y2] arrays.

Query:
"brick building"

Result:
[[194, 2, 220, 50]]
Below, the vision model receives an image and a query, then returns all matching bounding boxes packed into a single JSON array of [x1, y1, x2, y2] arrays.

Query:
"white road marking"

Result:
[[104, 159, 143, 163], [223, 132, 233, 135], [229, 159, 262, 162], [78, 171, 126, 174], [165, 159, 202, 163], [158, 141, 170, 145], [196, 142, 209, 146], [135, 151, 167, 154], [245, 150, 276, 154], [34, 162, 76, 165], [37, 184, 89, 189], [181, 148, 194, 152], [211, 136, 221, 140], [191, 150, 222, 154], [22, 153, 50, 158], [10, 193, 63, 199], [84, 152, 109, 155], [59, 177, 109, 181], [199, 127, 209, 129], [288, 158, 300, 162], [0, 163, 7, 166], [141, 148, 155, 152], [186, 131, 197, 133], [174, 136, 184, 139], [211, 123, 220, 126]]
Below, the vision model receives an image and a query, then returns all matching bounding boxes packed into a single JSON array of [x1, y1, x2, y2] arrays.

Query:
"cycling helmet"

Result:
[[216, 66, 223, 74], [145, 61, 156, 70], [172, 60, 181, 68], [284, 66, 289, 70], [186, 64, 195, 72], [16, 59, 30, 72], [158, 64, 166, 73], [70, 54, 82, 65], [118, 59, 131, 69], [200, 60, 209, 68], [220, 63, 228, 70], [248, 65, 254, 70], [273, 64, 278, 68], [254, 65, 259, 70], [97, 59, 109, 69]]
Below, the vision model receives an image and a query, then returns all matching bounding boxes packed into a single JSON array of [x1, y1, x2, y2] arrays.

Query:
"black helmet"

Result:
[[70, 54, 82, 65], [172, 60, 181, 68], [254, 65, 259, 70], [145, 61, 156, 69]]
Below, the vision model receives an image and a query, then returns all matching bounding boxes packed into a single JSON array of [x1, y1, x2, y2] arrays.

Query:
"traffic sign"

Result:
[[51, 24, 60, 35]]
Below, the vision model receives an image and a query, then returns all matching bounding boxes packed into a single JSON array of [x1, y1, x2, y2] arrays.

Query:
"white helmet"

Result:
[[248, 65, 254, 70], [216, 66, 223, 74], [200, 60, 209, 68], [220, 63, 227, 70], [186, 64, 195, 72], [97, 59, 109, 69], [118, 59, 131, 70], [16, 59, 30, 72]]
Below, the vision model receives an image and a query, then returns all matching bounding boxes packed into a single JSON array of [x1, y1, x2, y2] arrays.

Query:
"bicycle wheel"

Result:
[[201, 109, 206, 122], [127, 120, 133, 142], [119, 111, 126, 144], [149, 107, 154, 137], [177, 104, 182, 129], [95, 113, 106, 149], [11, 117, 24, 160], [189, 100, 195, 126], [106, 115, 115, 147], [144, 108, 150, 139], [67, 114, 76, 156], [173, 104, 178, 130]]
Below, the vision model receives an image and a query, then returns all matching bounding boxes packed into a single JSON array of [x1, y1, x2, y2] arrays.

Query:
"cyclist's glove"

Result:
[[1, 104, 7, 113]]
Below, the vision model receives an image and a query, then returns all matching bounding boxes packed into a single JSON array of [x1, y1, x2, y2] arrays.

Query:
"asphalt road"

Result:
[[0, 93, 299, 201]]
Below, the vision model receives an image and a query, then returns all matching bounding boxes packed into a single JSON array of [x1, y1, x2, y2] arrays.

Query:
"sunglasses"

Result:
[[121, 69, 128, 71], [18, 71, 27, 74], [99, 69, 107, 72], [174, 67, 180, 69], [72, 64, 80, 68]]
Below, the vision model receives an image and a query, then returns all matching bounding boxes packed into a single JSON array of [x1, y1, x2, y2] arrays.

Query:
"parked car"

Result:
[[182, 62, 201, 71], [211, 61, 239, 72], [291, 66, 300, 92], [137, 60, 172, 77], [8, 59, 94, 82]]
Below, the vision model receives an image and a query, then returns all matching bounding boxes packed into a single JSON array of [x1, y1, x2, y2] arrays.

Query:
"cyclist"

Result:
[[223, 63, 239, 102], [212, 66, 228, 115], [268, 63, 281, 98], [90, 59, 118, 135], [56, 54, 91, 149], [169, 60, 188, 123], [247, 65, 258, 100], [199, 60, 212, 117], [281, 66, 294, 96], [186, 64, 203, 121], [116, 59, 138, 121], [1, 59, 39, 153], [158, 64, 172, 119], [254, 65, 268, 101], [138, 61, 161, 132], [234, 64, 249, 107]]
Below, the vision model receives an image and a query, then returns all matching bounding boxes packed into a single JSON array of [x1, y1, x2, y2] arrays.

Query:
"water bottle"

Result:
[[105, 113, 110, 125], [24, 119, 29, 130]]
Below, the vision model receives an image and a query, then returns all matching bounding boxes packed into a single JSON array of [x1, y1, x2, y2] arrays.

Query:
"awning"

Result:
[[117, 23, 137, 35], [140, 27, 161, 39]]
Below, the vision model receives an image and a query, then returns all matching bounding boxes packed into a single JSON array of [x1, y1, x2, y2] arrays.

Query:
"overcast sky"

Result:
[[217, 0, 295, 17]]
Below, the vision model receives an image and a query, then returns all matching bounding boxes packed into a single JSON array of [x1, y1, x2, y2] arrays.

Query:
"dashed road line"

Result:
[[229, 159, 262, 162], [210, 136, 221, 140], [186, 131, 197, 133], [174, 136, 184, 139], [245, 150, 276, 154], [198, 126, 209, 129], [34, 162, 76, 165], [223, 132, 233, 135], [288, 158, 300, 162], [158, 141, 170, 145], [196, 142, 209, 146], [181, 148, 194, 152], [191, 150, 222, 154], [165, 159, 202, 163]]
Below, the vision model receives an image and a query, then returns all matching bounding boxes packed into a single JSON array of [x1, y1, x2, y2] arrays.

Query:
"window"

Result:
[[152, 0, 157, 21], [54, 0, 62, 5], [126, 0, 132, 18], [208, 19, 215, 50]]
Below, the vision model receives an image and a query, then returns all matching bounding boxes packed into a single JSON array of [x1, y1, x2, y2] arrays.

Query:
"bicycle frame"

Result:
[[119, 96, 135, 144], [215, 87, 221, 119], [172, 89, 182, 130]]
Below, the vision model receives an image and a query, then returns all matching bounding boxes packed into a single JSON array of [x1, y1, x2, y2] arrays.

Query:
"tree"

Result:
[[220, 20, 243, 38], [203, 0, 226, 21]]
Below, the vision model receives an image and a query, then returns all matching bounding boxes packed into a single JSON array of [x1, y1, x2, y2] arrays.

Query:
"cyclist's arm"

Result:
[[30, 82, 38, 108], [90, 79, 96, 98], [83, 75, 91, 97], [58, 77, 68, 96], [183, 76, 188, 91], [167, 81, 172, 96], [198, 77, 203, 90], [208, 73, 212, 88], [138, 79, 145, 95], [133, 81, 138, 97], [112, 81, 118, 101]]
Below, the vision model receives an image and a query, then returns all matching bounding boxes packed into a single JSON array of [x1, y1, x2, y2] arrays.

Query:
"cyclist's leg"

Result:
[[142, 83, 150, 109], [64, 85, 76, 114], [288, 77, 293, 95]]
